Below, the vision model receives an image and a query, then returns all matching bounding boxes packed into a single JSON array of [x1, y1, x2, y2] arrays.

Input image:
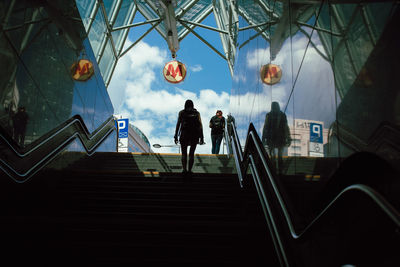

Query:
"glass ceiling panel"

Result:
[[177, 0, 212, 37], [76, 0, 389, 83], [136, 1, 166, 38]]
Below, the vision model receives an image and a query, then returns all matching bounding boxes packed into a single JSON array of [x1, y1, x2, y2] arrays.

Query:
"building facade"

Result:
[[128, 123, 152, 153], [287, 119, 329, 157]]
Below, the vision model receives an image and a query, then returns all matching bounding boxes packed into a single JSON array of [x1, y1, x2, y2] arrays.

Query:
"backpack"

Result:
[[181, 110, 199, 132], [211, 116, 224, 134]]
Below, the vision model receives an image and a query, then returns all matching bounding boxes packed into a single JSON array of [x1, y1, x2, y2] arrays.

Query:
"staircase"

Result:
[[0, 152, 279, 266]]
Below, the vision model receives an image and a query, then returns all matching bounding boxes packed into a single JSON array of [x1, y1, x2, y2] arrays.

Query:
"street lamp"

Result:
[[152, 144, 180, 153]]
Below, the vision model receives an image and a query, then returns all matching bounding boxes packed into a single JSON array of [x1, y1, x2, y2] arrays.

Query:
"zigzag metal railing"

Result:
[[0, 115, 117, 183], [229, 121, 400, 267], [328, 120, 400, 155]]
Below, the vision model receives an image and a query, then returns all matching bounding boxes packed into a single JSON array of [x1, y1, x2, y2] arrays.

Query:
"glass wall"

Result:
[[0, 0, 116, 150], [231, 1, 399, 176], [75, 0, 135, 86]]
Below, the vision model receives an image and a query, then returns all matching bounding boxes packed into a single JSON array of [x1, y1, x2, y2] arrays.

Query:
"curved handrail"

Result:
[[230, 121, 400, 266], [328, 120, 400, 155], [0, 115, 117, 183], [223, 122, 231, 157]]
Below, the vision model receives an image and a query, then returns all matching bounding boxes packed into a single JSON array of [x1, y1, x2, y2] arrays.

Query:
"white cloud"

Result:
[[232, 73, 247, 83], [108, 41, 168, 112], [108, 40, 230, 154], [131, 119, 154, 137], [230, 85, 287, 117], [246, 47, 269, 69], [189, 64, 203, 72], [233, 31, 335, 140]]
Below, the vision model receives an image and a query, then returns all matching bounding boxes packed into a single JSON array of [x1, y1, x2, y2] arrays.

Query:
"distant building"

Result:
[[115, 115, 152, 153], [287, 119, 329, 157], [128, 123, 152, 153]]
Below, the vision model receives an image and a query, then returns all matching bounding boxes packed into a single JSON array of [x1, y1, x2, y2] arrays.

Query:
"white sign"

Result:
[[309, 142, 323, 156], [117, 118, 129, 152], [309, 152, 324, 157], [118, 138, 128, 152]]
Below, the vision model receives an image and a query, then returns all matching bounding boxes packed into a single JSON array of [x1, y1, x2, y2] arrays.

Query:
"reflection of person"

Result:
[[226, 113, 235, 154], [226, 112, 235, 137], [12, 106, 29, 146], [174, 100, 204, 175], [209, 110, 225, 154], [262, 102, 291, 174]]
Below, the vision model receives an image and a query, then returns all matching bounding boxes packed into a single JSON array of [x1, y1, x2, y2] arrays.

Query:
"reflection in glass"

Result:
[[0, 1, 116, 151], [230, 1, 399, 178], [262, 102, 291, 175]]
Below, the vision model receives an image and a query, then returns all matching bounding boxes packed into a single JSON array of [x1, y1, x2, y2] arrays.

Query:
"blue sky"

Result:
[[108, 13, 232, 153], [107, 12, 336, 154]]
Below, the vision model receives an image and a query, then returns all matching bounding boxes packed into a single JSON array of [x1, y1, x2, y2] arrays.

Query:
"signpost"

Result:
[[309, 122, 323, 157], [117, 118, 129, 152]]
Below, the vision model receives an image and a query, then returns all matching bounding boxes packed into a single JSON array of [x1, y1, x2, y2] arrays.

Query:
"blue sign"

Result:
[[117, 118, 129, 138], [310, 123, 323, 143]]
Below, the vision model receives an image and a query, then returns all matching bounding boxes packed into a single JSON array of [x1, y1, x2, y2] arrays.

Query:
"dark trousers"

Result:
[[268, 147, 283, 174], [181, 143, 197, 172], [211, 134, 223, 154]]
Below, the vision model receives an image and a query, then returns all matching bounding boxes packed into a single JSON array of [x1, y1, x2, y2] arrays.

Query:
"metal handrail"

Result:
[[229, 120, 243, 187], [229, 121, 400, 267], [0, 115, 117, 182], [0, 115, 114, 158], [223, 121, 231, 157]]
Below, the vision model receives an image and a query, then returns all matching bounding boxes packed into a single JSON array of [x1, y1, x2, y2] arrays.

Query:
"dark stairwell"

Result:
[[0, 152, 279, 266]]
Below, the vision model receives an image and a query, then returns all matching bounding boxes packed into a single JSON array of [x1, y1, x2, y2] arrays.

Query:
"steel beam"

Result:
[[239, 24, 271, 50], [177, 4, 213, 41], [99, 0, 118, 60], [119, 20, 162, 58], [87, 0, 100, 34], [112, 18, 162, 31], [296, 21, 341, 37], [177, 19, 228, 34], [179, 20, 227, 61], [176, 0, 200, 19], [360, 4, 377, 46], [106, 2, 137, 87], [298, 27, 330, 61], [239, 21, 277, 31], [115, 3, 137, 55]]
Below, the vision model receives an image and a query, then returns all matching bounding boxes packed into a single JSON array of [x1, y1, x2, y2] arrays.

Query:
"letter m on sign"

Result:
[[167, 63, 182, 78]]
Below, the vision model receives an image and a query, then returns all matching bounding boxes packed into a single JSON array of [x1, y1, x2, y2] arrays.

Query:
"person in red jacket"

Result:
[[209, 110, 225, 154]]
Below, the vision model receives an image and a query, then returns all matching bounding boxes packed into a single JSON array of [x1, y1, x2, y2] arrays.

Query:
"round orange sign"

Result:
[[260, 64, 282, 85], [70, 59, 94, 81], [163, 60, 187, 84]]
